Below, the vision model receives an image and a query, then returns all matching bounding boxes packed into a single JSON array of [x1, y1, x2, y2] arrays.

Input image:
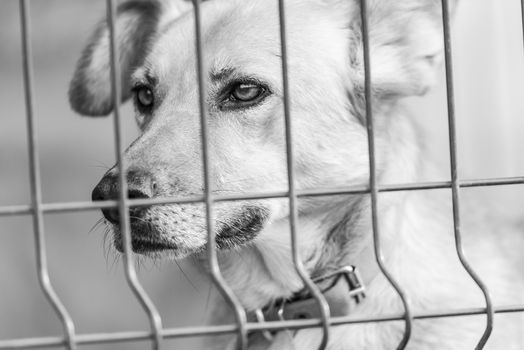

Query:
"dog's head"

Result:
[[71, 0, 454, 259]]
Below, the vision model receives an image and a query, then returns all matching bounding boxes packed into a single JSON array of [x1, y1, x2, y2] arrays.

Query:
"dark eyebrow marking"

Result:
[[144, 70, 158, 86], [210, 67, 236, 82], [132, 69, 158, 89]]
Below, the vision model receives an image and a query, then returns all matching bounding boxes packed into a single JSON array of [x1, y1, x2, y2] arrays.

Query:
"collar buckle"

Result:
[[248, 265, 367, 343], [254, 308, 274, 341], [313, 265, 366, 303]]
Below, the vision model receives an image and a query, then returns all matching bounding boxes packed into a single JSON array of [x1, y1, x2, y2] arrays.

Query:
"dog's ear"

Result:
[[69, 0, 190, 116], [348, 0, 458, 98]]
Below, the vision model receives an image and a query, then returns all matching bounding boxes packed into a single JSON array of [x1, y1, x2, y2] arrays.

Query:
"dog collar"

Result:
[[247, 265, 366, 339]]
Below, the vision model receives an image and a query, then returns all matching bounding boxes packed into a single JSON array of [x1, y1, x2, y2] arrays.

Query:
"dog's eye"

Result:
[[230, 83, 264, 102], [219, 80, 270, 111], [134, 86, 154, 111]]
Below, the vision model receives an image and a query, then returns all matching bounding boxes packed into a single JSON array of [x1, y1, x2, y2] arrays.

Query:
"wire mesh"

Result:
[[1, 0, 524, 349]]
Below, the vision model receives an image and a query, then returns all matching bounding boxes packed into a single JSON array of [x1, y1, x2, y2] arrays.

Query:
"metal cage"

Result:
[[1, 0, 524, 349]]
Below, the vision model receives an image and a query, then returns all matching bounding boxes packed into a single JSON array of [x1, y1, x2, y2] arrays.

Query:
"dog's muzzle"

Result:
[[92, 169, 269, 254], [91, 169, 171, 253]]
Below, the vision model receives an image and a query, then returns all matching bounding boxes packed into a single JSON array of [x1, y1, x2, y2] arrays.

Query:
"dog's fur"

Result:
[[69, 0, 524, 348]]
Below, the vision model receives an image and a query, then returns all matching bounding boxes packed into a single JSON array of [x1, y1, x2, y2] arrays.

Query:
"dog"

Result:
[[69, 0, 524, 348]]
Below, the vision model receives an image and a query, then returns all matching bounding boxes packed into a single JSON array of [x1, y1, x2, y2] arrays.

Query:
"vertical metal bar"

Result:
[[191, 1, 248, 349], [440, 0, 494, 348], [521, 0, 524, 53], [277, 1, 331, 349], [359, 1, 412, 349], [105, 1, 163, 349], [18, 1, 77, 349]]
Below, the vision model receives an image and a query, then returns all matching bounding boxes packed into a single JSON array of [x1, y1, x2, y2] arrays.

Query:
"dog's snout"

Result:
[[91, 173, 120, 224], [126, 169, 156, 198], [92, 169, 157, 224]]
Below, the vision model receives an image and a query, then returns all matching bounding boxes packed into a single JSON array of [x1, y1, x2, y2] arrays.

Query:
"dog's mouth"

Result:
[[111, 205, 269, 256], [215, 206, 269, 250], [131, 239, 176, 253], [113, 235, 177, 254]]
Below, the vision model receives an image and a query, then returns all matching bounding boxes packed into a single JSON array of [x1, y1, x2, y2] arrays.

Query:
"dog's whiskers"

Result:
[[214, 218, 251, 236], [89, 217, 106, 234], [173, 259, 199, 292], [101, 225, 121, 271], [130, 215, 149, 224], [87, 159, 111, 170], [112, 254, 121, 271], [202, 282, 213, 324]]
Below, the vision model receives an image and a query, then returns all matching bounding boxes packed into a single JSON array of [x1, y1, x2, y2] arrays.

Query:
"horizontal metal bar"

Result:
[[0, 204, 32, 216], [1, 176, 523, 217], [2, 304, 523, 349]]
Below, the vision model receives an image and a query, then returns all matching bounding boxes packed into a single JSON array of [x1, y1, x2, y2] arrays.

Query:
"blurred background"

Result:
[[0, 0, 523, 349]]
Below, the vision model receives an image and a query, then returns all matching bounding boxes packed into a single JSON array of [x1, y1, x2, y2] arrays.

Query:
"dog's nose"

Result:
[[91, 169, 156, 224]]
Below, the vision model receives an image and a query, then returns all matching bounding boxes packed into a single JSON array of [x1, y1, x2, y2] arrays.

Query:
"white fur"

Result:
[[70, 0, 524, 348]]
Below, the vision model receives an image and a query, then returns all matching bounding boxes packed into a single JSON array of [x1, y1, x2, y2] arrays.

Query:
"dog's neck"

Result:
[[213, 197, 393, 310], [214, 112, 420, 311]]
